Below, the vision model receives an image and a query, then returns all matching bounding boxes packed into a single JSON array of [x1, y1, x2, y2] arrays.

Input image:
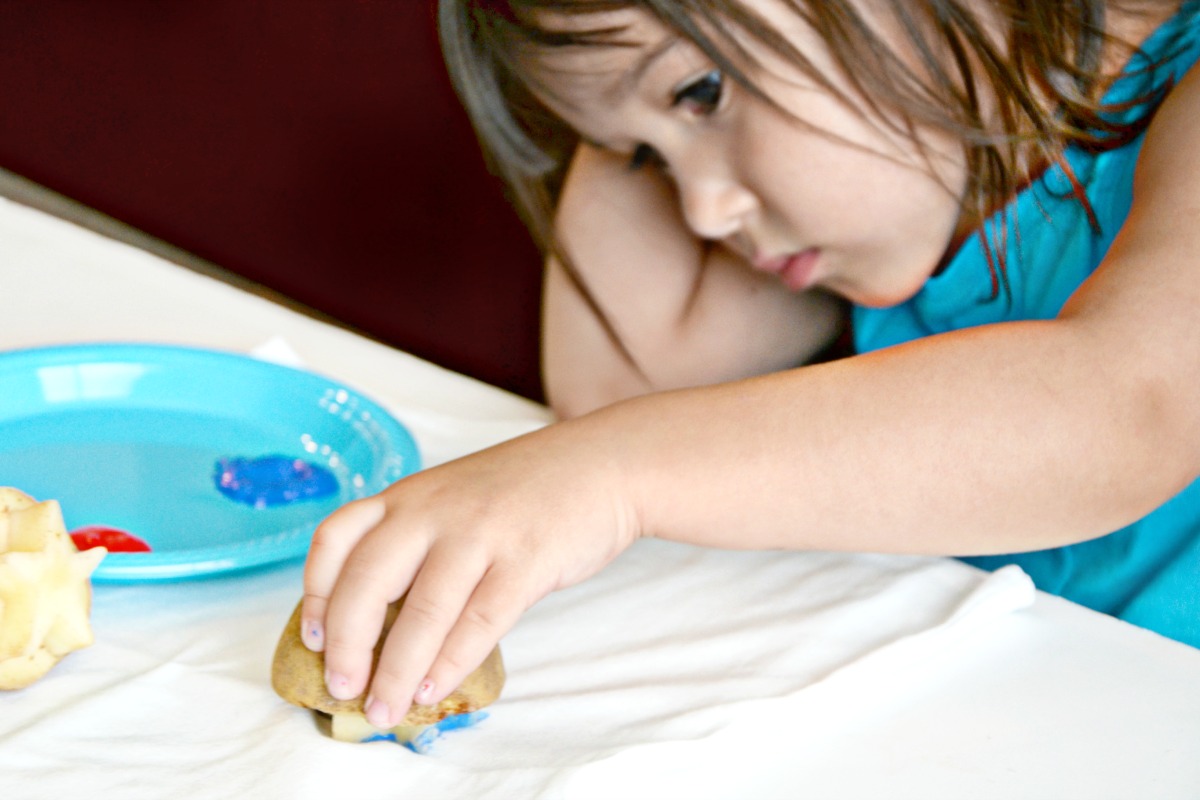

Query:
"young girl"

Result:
[[301, 0, 1200, 730]]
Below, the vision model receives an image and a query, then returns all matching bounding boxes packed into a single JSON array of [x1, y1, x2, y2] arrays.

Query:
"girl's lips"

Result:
[[754, 248, 820, 291]]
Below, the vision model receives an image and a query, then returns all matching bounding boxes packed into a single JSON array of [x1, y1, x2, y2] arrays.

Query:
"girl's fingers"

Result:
[[419, 566, 530, 708], [361, 544, 488, 728], [318, 510, 431, 703], [300, 497, 387, 652]]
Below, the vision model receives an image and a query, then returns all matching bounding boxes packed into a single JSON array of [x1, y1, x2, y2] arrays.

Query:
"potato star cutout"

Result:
[[0, 488, 105, 690]]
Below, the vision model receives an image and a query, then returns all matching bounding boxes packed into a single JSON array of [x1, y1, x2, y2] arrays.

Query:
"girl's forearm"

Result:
[[588, 317, 1196, 556], [542, 247, 843, 417]]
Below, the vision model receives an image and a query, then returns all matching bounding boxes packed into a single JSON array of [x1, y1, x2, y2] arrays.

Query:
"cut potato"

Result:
[[0, 488, 105, 690], [272, 597, 504, 749]]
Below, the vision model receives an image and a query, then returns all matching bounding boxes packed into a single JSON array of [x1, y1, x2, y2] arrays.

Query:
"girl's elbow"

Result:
[[543, 379, 626, 420], [546, 393, 591, 421]]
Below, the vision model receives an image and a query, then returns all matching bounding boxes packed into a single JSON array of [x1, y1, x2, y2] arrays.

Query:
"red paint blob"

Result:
[[70, 525, 152, 553]]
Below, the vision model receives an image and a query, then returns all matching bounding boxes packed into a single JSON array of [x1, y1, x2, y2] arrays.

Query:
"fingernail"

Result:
[[414, 678, 436, 706], [301, 619, 324, 651], [325, 670, 354, 701], [365, 695, 392, 728]]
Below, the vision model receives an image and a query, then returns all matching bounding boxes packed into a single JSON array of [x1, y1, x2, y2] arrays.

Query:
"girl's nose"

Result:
[[676, 175, 756, 241]]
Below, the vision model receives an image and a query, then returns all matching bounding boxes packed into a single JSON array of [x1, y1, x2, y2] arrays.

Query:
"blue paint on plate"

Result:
[[214, 455, 339, 508]]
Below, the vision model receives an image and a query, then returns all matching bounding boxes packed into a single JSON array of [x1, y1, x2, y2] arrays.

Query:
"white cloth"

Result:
[[0, 539, 1033, 800], [1, 194, 1195, 799]]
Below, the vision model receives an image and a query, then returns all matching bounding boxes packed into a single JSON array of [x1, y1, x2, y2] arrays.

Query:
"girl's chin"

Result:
[[825, 285, 908, 309], [828, 272, 933, 308]]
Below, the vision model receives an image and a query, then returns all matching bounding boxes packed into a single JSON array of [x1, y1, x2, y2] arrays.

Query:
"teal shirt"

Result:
[[852, 3, 1200, 647]]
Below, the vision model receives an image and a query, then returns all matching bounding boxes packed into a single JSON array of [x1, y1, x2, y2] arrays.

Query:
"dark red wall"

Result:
[[0, 0, 544, 400]]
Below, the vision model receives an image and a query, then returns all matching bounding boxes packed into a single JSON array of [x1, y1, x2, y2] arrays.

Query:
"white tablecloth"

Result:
[[1, 196, 1198, 798]]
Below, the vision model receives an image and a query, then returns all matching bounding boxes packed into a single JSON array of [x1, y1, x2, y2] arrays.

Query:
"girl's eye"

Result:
[[672, 69, 724, 114], [628, 143, 667, 172]]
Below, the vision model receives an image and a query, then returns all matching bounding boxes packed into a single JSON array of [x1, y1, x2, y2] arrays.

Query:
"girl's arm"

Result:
[[628, 60, 1200, 553], [542, 142, 844, 418], [301, 64, 1200, 731]]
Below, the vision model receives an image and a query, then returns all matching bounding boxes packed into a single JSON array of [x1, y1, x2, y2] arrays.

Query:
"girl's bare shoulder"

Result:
[[1133, 56, 1200, 201], [1065, 55, 1200, 356]]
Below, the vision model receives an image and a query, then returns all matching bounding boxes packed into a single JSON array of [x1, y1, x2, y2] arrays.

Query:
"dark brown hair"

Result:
[[439, 0, 1178, 309]]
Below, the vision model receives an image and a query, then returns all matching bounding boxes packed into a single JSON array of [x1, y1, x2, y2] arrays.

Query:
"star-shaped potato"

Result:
[[0, 488, 105, 690]]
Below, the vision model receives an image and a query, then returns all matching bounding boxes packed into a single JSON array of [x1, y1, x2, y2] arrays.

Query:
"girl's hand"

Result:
[[298, 417, 638, 729]]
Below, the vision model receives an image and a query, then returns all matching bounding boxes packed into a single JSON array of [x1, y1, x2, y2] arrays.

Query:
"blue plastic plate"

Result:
[[0, 343, 421, 582]]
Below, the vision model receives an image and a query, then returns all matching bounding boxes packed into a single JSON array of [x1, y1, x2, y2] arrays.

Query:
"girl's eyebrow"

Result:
[[622, 34, 682, 93], [570, 35, 682, 153]]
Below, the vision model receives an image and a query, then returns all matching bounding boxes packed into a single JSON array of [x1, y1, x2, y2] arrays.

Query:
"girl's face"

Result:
[[525, 0, 969, 307]]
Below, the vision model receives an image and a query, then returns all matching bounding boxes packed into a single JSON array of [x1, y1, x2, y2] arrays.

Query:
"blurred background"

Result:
[[0, 0, 545, 401]]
